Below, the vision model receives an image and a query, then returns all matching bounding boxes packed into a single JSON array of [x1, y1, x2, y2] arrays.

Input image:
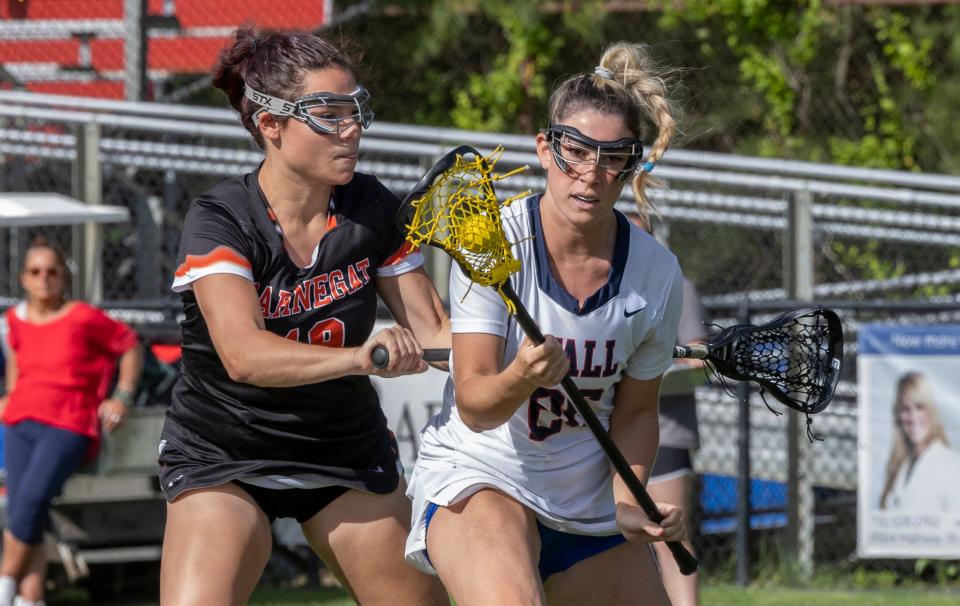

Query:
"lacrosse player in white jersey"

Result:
[[405, 42, 686, 605]]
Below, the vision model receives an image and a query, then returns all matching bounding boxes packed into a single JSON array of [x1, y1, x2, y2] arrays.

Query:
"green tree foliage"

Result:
[[331, 1, 959, 290], [652, 1, 958, 289], [448, 4, 561, 133], [342, 0, 958, 174], [339, 0, 604, 132]]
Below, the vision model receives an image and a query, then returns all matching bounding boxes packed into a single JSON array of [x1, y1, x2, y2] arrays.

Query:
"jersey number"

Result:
[[284, 318, 345, 347], [527, 387, 603, 441]]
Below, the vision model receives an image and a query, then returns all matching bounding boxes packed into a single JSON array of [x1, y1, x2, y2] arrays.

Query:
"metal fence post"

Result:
[[124, 0, 147, 101], [137, 195, 163, 299], [71, 121, 103, 303], [785, 188, 815, 580]]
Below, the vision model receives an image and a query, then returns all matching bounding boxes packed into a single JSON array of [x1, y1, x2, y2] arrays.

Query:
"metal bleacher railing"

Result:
[[2, 90, 960, 582]]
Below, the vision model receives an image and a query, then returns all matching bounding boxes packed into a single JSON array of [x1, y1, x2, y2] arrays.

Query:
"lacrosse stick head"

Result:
[[398, 145, 529, 290], [707, 307, 843, 415]]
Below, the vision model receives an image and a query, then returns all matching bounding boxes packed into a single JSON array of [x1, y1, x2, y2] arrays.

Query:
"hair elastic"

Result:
[[641, 161, 656, 173], [593, 66, 615, 81]]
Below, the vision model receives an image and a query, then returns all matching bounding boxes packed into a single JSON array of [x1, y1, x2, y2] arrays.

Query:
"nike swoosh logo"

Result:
[[624, 308, 643, 318]]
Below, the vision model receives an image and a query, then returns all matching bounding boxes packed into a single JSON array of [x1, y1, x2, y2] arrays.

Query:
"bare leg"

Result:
[[300, 480, 447, 606], [426, 488, 544, 606], [0, 531, 48, 602], [160, 483, 273, 606], [14, 544, 46, 602], [0, 530, 33, 579], [544, 540, 670, 606], [649, 473, 699, 606]]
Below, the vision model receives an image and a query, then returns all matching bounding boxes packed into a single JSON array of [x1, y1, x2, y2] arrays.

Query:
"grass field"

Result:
[[48, 583, 960, 605], [703, 585, 960, 605], [250, 585, 960, 606]]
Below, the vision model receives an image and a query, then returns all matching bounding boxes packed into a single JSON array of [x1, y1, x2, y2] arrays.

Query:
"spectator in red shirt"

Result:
[[0, 238, 143, 606]]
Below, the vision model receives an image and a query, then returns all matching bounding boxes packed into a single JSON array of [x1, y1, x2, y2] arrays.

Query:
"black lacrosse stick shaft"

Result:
[[501, 282, 699, 575], [371, 346, 450, 368]]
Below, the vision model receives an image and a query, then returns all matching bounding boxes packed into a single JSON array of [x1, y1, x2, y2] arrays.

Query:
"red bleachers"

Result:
[[1, 0, 330, 99], [148, 0, 328, 29], [1, 0, 123, 20], [0, 39, 80, 65], [0, 0, 328, 28], [148, 37, 240, 72], [89, 38, 122, 72], [26, 80, 125, 99]]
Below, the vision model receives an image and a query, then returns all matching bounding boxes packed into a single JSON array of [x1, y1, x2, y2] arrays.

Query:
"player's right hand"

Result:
[[515, 335, 569, 388], [616, 500, 686, 544], [357, 325, 428, 378]]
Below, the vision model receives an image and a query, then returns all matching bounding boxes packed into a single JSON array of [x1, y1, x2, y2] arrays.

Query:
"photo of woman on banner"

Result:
[[879, 371, 960, 512]]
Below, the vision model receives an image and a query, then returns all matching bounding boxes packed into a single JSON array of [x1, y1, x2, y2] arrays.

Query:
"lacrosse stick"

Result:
[[376, 305, 844, 419], [396, 145, 699, 575], [674, 307, 842, 415], [675, 307, 843, 440]]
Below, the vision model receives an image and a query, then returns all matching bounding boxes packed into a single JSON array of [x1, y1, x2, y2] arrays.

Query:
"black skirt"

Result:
[[157, 413, 401, 502]]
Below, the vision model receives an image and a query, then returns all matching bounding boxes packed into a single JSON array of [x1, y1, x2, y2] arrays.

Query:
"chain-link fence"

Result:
[[0, 0, 330, 100], [2, 3, 959, 172], [3, 1, 960, 594], [2, 93, 959, 591], [337, 2, 960, 176]]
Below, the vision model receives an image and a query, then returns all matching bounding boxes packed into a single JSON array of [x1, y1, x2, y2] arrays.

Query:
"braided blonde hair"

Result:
[[548, 42, 677, 222]]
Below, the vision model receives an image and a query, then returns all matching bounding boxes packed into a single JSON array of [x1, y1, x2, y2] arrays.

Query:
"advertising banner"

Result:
[[857, 324, 960, 558]]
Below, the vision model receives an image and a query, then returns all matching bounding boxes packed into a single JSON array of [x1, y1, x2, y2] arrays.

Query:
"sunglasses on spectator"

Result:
[[26, 267, 62, 277]]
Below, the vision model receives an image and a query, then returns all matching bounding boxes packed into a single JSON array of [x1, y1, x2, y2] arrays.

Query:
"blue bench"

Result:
[[699, 474, 787, 535]]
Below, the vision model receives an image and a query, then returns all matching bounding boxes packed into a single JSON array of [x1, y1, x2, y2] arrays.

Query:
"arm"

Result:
[[377, 267, 450, 369], [115, 340, 144, 394], [98, 340, 144, 432], [452, 331, 568, 432], [4, 343, 16, 394], [194, 274, 425, 387], [609, 374, 684, 542], [0, 345, 16, 416], [609, 374, 662, 489]]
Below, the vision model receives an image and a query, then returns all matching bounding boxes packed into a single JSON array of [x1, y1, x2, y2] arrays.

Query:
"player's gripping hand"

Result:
[[615, 500, 685, 544], [514, 334, 569, 388], [357, 326, 428, 378]]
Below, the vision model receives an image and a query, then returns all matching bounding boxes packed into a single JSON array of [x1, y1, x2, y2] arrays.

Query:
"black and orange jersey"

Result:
[[162, 166, 421, 495]]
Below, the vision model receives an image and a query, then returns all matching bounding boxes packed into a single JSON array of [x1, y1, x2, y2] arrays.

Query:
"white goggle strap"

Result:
[[245, 85, 373, 132], [245, 86, 301, 126]]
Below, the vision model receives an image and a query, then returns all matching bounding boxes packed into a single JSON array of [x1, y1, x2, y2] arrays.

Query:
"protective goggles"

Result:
[[545, 124, 643, 182], [244, 84, 375, 135]]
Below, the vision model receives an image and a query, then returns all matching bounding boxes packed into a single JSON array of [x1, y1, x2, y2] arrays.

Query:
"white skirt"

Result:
[[403, 456, 619, 575]]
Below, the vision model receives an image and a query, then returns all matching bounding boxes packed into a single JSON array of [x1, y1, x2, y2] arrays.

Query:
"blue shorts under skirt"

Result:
[[423, 501, 627, 580]]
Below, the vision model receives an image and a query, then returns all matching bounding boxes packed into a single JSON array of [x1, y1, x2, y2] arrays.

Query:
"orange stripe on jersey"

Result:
[[380, 240, 416, 267], [174, 245, 251, 278], [327, 212, 337, 230]]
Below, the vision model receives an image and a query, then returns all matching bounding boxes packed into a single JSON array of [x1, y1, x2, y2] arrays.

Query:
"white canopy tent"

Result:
[[0, 193, 128, 226], [0, 193, 130, 301]]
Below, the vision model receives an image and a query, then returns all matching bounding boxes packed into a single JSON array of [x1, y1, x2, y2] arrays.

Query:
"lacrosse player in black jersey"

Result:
[[158, 27, 449, 606]]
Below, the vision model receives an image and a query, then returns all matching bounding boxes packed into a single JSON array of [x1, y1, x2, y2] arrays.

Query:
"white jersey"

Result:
[[405, 194, 683, 572]]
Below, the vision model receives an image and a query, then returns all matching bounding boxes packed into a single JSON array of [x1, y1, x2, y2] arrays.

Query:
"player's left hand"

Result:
[[98, 399, 128, 433], [615, 500, 685, 543]]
